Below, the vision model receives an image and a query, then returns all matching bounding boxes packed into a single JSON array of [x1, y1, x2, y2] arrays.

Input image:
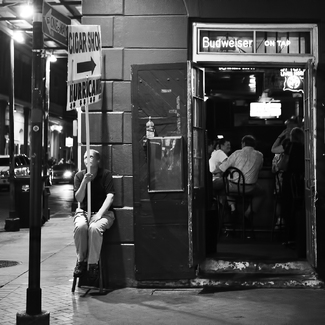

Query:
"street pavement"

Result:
[[0, 186, 325, 324]]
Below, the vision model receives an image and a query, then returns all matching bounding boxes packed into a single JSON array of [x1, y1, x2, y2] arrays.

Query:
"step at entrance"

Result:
[[196, 258, 323, 289]]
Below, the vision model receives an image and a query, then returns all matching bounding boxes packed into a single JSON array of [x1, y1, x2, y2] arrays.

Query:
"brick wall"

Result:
[[81, 0, 191, 287], [81, 0, 325, 285]]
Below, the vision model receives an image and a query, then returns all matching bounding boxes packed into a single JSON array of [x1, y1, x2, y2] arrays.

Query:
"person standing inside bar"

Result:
[[73, 149, 115, 281]]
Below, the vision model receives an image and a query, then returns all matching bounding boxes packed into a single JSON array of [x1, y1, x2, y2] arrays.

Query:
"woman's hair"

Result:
[[290, 127, 304, 144], [216, 137, 229, 149], [207, 138, 217, 152]]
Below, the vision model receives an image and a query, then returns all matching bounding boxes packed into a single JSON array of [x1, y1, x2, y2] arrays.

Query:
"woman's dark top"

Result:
[[283, 142, 304, 198], [284, 142, 304, 175], [74, 168, 115, 212]]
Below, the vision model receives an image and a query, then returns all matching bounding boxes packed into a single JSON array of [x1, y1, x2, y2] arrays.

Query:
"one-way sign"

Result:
[[42, 2, 71, 47], [67, 25, 102, 110]]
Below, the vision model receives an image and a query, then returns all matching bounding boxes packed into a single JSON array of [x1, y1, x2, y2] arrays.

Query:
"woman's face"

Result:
[[220, 141, 231, 155], [208, 141, 216, 155]]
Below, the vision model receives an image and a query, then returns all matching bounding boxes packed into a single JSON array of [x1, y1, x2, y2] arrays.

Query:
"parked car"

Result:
[[49, 163, 77, 185], [0, 154, 30, 190]]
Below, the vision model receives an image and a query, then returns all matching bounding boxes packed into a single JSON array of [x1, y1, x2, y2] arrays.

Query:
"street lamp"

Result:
[[49, 53, 57, 62], [4, 29, 25, 231], [12, 31, 25, 43], [19, 3, 34, 19]]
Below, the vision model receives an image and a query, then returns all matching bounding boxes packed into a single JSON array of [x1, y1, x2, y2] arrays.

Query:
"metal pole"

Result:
[[9, 37, 16, 219], [19, 0, 49, 322], [26, 0, 44, 314], [85, 99, 91, 219], [43, 55, 50, 179]]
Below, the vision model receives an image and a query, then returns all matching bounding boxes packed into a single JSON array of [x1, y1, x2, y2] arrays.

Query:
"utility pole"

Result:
[[17, 0, 50, 323]]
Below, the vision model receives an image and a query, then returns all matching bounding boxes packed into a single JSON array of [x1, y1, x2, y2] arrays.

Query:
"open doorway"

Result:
[[204, 65, 308, 264]]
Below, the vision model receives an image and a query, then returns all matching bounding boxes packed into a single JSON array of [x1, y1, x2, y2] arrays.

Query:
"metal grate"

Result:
[[0, 260, 21, 268]]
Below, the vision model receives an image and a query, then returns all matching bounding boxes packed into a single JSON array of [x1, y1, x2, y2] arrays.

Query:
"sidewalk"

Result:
[[0, 215, 325, 324]]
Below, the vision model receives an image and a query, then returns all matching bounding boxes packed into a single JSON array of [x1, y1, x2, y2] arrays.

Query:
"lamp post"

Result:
[[8, 39, 15, 218], [16, 0, 50, 323], [4, 34, 19, 232]]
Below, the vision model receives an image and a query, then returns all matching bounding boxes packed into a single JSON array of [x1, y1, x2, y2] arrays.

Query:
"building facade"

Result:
[[0, 30, 74, 162], [80, 0, 325, 286]]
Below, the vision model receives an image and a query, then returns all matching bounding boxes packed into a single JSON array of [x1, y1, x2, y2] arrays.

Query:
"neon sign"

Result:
[[202, 37, 253, 49], [202, 36, 291, 51], [281, 68, 305, 92]]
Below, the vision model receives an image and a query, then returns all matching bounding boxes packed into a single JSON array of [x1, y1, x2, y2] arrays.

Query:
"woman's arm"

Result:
[[75, 173, 92, 202], [271, 130, 287, 154], [97, 194, 114, 218]]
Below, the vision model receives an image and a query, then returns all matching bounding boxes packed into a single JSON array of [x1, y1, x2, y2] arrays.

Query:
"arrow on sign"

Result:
[[45, 8, 53, 36], [77, 57, 97, 75]]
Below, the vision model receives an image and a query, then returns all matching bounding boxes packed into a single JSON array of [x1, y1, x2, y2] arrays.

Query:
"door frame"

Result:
[[193, 60, 318, 267], [190, 22, 319, 267], [187, 62, 206, 268]]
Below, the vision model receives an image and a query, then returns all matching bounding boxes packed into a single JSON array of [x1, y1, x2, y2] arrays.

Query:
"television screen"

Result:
[[205, 70, 264, 96], [250, 102, 281, 119]]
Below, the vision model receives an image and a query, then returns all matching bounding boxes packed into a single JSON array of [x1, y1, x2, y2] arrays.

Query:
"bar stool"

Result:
[[222, 167, 254, 239]]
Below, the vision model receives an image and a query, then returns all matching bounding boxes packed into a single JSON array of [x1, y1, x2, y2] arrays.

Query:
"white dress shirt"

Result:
[[219, 146, 263, 184], [209, 149, 228, 181]]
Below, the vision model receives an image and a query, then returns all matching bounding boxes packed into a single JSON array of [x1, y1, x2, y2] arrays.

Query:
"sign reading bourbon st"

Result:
[[67, 25, 102, 110]]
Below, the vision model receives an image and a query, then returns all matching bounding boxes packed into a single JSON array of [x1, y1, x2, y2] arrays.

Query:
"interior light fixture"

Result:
[[20, 3, 34, 19]]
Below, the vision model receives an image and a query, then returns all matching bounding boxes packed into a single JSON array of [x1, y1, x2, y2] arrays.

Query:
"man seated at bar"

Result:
[[219, 135, 264, 220], [73, 149, 115, 282]]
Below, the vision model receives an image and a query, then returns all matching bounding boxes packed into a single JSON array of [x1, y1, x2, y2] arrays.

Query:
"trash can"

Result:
[[42, 185, 51, 224], [14, 176, 50, 228], [14, 177, 30, 228]]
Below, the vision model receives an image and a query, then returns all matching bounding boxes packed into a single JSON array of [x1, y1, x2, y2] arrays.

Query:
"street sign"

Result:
[[67, 25, 102, 110], [42, 2, 71, 47]]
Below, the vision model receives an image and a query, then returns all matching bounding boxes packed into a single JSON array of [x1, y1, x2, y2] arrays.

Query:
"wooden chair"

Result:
[[222, 167, 254, 239]]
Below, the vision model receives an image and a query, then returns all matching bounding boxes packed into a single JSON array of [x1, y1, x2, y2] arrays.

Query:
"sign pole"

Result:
[[85, 90, 91, 220]]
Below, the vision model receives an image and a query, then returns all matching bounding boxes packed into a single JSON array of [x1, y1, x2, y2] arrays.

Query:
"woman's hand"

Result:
[[82, 173, 93, 184], [278, 129, 288, 139]]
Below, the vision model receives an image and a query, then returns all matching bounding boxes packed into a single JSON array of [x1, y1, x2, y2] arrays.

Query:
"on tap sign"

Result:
[[67, 25, 102, 110]]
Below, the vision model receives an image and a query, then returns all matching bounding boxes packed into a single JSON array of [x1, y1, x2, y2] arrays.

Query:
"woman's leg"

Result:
[[73, 209, 89, 262], [88, 211, 115, 265]]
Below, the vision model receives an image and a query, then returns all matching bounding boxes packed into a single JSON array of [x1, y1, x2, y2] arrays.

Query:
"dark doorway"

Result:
[[205, 65, 306, 264]]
